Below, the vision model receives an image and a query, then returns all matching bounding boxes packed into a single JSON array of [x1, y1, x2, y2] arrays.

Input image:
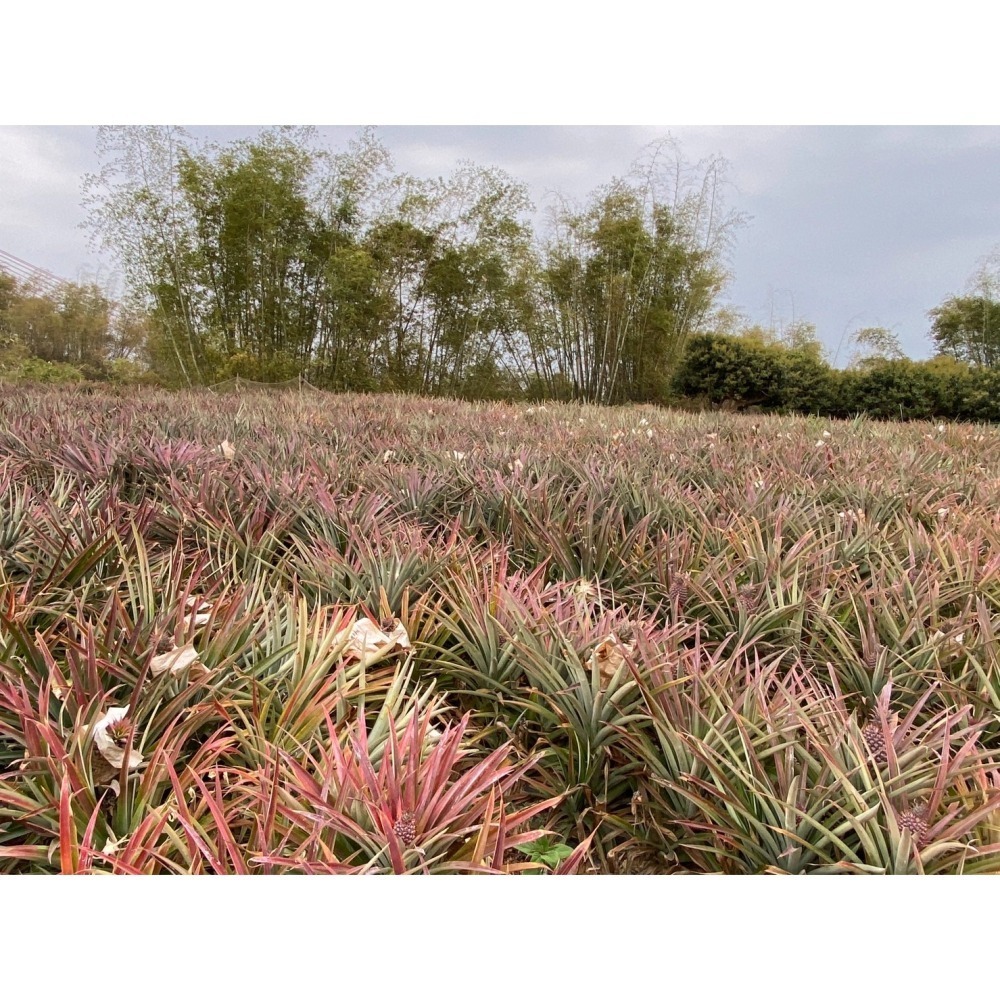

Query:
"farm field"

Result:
[[2, 386, 1000, 873]]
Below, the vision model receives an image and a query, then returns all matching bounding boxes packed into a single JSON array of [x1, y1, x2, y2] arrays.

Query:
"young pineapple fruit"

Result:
[[897, 805, 930, 846], [393, 811, 417, 846], [861, 717, 889, 765]]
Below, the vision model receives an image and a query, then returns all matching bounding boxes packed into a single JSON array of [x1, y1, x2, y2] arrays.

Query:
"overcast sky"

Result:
[[3, 124, 999, 362]]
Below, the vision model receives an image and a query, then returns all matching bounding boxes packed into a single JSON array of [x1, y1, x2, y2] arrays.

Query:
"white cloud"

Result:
[[0, 127, 102, 283]]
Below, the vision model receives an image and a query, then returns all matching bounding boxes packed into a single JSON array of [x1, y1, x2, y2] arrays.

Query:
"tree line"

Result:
[[76, 126, 743, 402], [3, 126, 1000, 412]]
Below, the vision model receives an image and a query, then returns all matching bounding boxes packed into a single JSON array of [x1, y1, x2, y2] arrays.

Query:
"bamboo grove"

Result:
[[78, 127, 743, 402]]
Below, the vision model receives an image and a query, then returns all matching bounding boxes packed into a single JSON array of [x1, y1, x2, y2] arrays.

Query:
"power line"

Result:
[[0, 248, 69, 296]]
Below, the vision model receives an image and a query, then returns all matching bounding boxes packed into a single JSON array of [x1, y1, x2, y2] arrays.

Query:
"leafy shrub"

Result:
[[840, 360, 940, 421], [672, 333, 786, 410], [780, 348, 841, 415], [5, 357, 85, 384], [673, 335, 1000, 424]]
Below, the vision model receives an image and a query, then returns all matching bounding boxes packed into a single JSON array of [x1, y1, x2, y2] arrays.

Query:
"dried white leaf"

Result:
[[334, 617, 411, 666], [216, 439, 236, 460], [89, 706, 144, 771], [150, 642, 201, 677], [183, 596, 213, 624], [590, 633, 636, 685]]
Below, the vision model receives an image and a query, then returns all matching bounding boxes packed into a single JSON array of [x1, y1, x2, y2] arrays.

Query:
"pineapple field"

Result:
[[3, 385, 1000, 874]]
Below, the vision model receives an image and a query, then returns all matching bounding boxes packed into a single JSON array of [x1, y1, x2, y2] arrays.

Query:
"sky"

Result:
[[3, 2, 999, 368], [4, 124, 999, 364]]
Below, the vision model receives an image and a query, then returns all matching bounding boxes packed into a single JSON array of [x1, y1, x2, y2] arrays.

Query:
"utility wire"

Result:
[[0, 248, 69, 296]]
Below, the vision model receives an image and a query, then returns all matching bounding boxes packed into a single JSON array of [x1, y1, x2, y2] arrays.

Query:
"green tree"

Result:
[[363, 163, 536, 396], [176, 128, 327, 372], [780, 319, 825, 360], [929, 296, 1000, 368], [83, 128, 740, 403], [0, 271, 16, 326], [2, 281, 111, 375], [928, 246, 1000, 368], [532, 140, 745, 405], [848, 326, 905, 369], [84, 126, 205, 385]]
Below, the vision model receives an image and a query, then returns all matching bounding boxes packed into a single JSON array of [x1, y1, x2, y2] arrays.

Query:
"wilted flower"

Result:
[[101, 833, 123, 857], [837, 508, 866, 523]]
